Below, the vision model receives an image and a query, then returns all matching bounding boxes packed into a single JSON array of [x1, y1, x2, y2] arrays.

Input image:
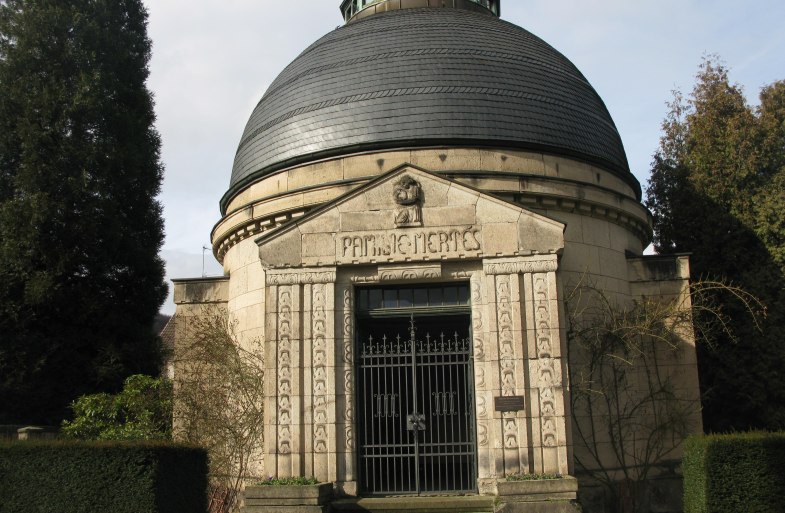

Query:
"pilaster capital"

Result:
[[266, 267, 337, 286], [483, 256, 558, 276]]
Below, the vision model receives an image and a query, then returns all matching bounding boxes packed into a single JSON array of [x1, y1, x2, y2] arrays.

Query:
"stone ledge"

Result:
[[494, 478, 580, 513], [244, 497, 327, 506], [243, 483, 333, 501], [494, 502, 582, 513], [241, 507, 327, 513], [496, 477, 578, 498], [498, 492, 577, 502], [332, 495, 495, 512], [241, 483, 333, 513]]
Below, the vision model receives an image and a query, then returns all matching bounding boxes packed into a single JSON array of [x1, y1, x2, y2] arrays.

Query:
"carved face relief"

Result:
[[393, 176, 421, 206], [393, 175, 423, 227]]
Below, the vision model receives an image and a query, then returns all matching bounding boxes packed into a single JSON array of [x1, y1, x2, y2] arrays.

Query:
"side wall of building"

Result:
[[172, 276, 268, 479]]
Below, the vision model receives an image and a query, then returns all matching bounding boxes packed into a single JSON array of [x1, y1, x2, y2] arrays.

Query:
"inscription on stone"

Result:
[[337, 226, 482, 264], [495, 396, 526, 412]]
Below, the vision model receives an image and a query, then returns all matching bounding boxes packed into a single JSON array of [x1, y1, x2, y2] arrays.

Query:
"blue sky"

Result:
[[145, 0, 785, 314]]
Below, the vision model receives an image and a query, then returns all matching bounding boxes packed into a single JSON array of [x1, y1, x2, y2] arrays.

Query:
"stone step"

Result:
[[331, 496, 495, 513], [241, 507, 326, 513]]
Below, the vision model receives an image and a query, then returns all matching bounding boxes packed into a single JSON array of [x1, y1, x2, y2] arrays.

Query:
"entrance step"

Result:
[[331, 496, 495, 513]]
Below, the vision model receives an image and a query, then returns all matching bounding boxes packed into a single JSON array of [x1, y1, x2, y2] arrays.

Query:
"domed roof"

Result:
[[224, 7, 636, 211]]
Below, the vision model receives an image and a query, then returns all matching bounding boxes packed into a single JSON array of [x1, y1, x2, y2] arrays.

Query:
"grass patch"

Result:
[[505, 473, 563, 481]]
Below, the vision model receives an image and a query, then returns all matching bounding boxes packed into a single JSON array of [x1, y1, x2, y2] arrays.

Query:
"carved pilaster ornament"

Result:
[[496, 275, 517, 397], [312, 283, 329, 454], [341, 285, 355, 451], [277, 287, 293, 454], [534, 274, 560, 448]]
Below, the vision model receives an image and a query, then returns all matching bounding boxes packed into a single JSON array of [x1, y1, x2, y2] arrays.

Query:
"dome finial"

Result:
[[340, 0, 500, 24]]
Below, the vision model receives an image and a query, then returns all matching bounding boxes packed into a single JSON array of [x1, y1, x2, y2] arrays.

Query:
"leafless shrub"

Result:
[[172, 308, 265, 513], [566, 276, 762, 513]]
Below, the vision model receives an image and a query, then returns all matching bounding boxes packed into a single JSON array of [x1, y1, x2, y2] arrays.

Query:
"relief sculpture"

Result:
[[393, 175, 423, 228], [504, 418, 518, 449]]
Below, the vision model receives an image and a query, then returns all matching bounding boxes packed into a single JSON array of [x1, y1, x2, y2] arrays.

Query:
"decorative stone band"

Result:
[[215, 207, 311, 262], [266, 268, 338, 286], [514, 192, 652, 245], [378, 264, 442, 282], [484, 257, 558, 276], [213, 178, 651, 265], [264, 259, 551, 284], [341, 264, 478, 285]]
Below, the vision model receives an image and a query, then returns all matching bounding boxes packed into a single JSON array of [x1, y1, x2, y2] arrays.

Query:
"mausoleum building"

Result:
[[173, 1, 701, 511]]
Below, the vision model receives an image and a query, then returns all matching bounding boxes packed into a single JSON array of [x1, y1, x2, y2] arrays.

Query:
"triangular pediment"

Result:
[[256, 165, 564, 268]]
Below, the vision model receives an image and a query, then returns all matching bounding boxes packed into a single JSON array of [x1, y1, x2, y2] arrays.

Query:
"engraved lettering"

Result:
[[398, 234, 411, 254], [439, 232, 450, 253], [464, 229, 481, 251], [427, 232, 439, 253], [414, 233, 426, 254], [450, 230, 461, 252], [337, 227, 484, 264]]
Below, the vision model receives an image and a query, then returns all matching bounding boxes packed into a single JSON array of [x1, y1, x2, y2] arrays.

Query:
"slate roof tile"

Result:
[[223, 8, 637, 211]]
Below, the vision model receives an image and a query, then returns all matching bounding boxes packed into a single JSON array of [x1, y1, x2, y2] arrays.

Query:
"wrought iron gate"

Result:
[[356, 285, 477, 495]]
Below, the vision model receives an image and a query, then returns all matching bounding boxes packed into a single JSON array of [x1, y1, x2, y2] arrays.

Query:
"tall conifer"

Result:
[[647, 58, 785, 432], [0, 0, 167, 424]]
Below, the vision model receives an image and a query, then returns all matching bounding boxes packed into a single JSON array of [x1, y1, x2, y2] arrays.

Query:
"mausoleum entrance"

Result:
[[256, 166, 572, 493], [355, 284, 477, 495]]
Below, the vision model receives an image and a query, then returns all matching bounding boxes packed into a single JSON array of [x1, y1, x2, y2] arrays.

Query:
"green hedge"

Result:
[[683, 432, 785, 513], [0, 441, 207, 513]]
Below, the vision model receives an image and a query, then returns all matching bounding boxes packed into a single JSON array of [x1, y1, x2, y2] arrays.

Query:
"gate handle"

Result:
[[407, 413, 426, 431]]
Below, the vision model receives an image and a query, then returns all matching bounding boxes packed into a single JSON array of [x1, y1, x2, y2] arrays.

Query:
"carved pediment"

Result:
[[256, 165, 565, 268]]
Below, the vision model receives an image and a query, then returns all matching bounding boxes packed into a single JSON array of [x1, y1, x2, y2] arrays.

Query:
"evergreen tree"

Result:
[[0, 0, 167, 425], [646, 57, 785, 432]]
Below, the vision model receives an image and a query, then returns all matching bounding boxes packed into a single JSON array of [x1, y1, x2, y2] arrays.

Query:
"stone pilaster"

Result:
[[471, 272, 493, 487], [264, 268, 337, 481], [483, 256, 569, 477], [520, 260, 569, 476], [335, 281, 357, 495]]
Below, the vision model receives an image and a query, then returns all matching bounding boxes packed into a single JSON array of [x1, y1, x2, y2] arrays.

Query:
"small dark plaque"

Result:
[[494, 396, 526, 412]]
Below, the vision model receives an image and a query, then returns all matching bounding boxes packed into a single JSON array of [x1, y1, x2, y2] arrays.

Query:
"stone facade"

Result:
[[173, 157, 700, 512]]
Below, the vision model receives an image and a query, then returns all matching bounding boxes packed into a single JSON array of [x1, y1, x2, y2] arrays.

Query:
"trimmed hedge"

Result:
[[0, 441, 207, 513], [683, 432, 785, 513]]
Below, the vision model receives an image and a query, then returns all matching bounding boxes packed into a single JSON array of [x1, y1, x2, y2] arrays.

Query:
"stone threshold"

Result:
[[331, 495, 495, 513]]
